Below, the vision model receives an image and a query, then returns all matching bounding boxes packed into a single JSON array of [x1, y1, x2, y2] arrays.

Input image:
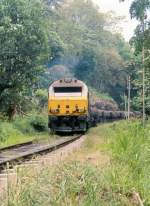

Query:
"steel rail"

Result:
[[0, 141, 34, 152], [0, 135, 82, 169]]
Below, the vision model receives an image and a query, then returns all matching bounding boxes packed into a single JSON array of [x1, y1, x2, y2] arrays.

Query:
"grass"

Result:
[[0, 112, 56, 148], [2, 162, 131, 206], [106, 120, 150, 204], [1, 119, 150, 205]]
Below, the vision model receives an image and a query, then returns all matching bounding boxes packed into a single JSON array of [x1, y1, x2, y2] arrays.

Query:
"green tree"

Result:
[[131, 0, 150, 116], [0, 0, 50, 117], [0, 0, 66, 118], [40, 0, 134, 107], [120, 0, 150, 115]]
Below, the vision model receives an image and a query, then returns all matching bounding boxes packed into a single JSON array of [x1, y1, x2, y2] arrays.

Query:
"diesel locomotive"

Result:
[[48, 78, 140, 133], [48, 78, 89, 132]]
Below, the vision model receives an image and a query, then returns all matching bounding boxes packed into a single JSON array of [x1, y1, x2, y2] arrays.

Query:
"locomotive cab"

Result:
[[48, 79, 89, 132]]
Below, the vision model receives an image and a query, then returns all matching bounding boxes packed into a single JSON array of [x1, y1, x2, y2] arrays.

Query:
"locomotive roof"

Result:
[[50, 79, 87, 88]]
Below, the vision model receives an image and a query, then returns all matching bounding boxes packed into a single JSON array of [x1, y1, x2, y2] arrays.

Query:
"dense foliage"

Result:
[[0, 0, 64, 118], [0, 112, 49, 147], [41, 0, 133, 105], [0, 0, 149, 118], [131, 1, 150, 114], [121, 0, 150, 114], [0, 0, 47, 118]]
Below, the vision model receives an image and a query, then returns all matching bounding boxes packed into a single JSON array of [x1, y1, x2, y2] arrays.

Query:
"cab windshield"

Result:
[[54, 87, 82, 96]]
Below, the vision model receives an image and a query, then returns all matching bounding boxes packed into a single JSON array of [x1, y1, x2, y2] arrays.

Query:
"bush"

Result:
[[0, 112, 49, 147], [29, 114, 47, 132], [0, 112, 7, 121], [13, 117, 34, 134], [35, 89, 48, 108], [13, 113, 48, 133], [0, 121, 22, 143]]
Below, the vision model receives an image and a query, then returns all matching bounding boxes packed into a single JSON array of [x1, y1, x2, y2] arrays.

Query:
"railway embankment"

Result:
[[0, 113, 57, 148], [0, 119, 149, 205], [0, 134, 86, 203]]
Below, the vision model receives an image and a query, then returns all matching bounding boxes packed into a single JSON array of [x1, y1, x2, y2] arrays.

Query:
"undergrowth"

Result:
[[106, 120, 150, 205], [1, 119, 150, 205], [0, 112, 49, 147], [3, 162, 131, 206]]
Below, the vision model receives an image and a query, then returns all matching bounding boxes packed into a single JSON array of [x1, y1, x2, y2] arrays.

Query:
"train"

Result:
[[48, 78, 141, 133], [48, 78, 90, 132]]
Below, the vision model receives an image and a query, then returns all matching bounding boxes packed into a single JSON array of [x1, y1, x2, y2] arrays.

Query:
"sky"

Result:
[[92, 0, 138, 41]]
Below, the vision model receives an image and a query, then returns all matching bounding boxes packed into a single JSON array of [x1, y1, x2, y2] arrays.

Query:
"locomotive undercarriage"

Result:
[[48, 115, 88, 132]]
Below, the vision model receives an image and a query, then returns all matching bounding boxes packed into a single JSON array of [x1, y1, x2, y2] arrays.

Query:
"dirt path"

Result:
[[66, 127, 111, 168]]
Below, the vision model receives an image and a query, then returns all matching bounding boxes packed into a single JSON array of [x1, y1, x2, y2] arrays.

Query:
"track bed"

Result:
[[0, 135, 82, 169]]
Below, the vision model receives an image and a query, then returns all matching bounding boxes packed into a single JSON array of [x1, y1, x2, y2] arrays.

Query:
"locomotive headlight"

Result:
[[79, 107, 86, 113], [50, 109, 59, 114], [79, 109, 84, 112]]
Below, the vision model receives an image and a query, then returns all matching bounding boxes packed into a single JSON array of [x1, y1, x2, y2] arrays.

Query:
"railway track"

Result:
[[0, 134, 83, 170], [0, 140, 34, 152]]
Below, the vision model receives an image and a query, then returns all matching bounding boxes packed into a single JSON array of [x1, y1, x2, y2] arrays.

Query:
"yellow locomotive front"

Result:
[[48, 79, 89, 132]]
